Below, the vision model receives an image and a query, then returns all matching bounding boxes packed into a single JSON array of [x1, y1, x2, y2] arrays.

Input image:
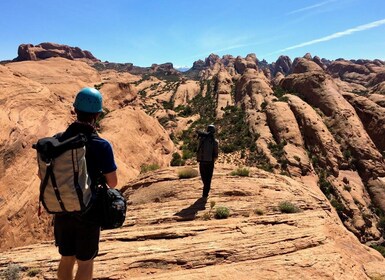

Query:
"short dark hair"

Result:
[[75, 108, 99, 123]]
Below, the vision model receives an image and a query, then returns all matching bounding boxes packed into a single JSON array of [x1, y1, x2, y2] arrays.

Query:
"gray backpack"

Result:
[[33, 133, 92, 214]]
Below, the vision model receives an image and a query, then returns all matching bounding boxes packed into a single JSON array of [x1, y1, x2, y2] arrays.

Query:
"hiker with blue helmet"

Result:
[[54, 87, 117, 280], [196, 124, 219, 198]]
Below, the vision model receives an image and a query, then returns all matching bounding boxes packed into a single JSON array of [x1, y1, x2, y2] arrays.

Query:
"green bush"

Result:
[[230, 167, 250, 177], [318, 171, 333, 199], [330, 198, 346, 212], [182, 149, 195, 160], [177, 167, 198, 179], [140, 163, 160, 174], [170, 152, 185, 166], [26, 268, 41, 277], [278, 201, 300, 213], [254, 208, 264, 215], [370, 245, 385, 257], [215, 206, 230, 219], [377, 216, 385, 235]]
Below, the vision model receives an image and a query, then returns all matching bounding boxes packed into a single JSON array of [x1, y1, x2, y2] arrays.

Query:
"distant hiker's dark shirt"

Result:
[[196, 132, 219, 162]]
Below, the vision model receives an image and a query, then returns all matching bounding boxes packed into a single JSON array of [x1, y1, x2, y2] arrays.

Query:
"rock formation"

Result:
[[15, 42, 99, 62], [1, 167, 385, 279], [1, 43, 385, 278]]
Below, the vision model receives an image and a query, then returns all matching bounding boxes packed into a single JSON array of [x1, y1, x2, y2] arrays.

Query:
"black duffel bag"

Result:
[[94, 186, 127, 230]]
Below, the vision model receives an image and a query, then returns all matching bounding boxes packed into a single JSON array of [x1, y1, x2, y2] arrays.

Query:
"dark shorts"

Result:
[[54, 214, 100, 261]]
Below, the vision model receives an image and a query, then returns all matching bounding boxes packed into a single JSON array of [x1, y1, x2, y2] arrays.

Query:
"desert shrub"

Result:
[[140, 163, 160, 174], [230, 167, 250, 177], [268, 140, 289, 169], [175, 105, 193, 117], [94, 82, 104, 90], [202, 212, 211, 220], [278, 201, 300, 213], [170, 152, 185, 166], [330, 198, 346, 212], [217, 106, 258, 154], [246, 151, 274, 172], [162, 100, 174, 110], [3, 264, 21, 280], [215, 206, 230, 219], [95, 107, 111, 131], [318, 170, 333, 198], [182, 149, 195, 160], [370, 245, 385, 257], [273, 87, 286, 99], [343, 184, 352, 192], [26, 268, 41, 277], [377, 216, 385, 235], [177, 167, 198, 179], [254, 208, 264, 215]]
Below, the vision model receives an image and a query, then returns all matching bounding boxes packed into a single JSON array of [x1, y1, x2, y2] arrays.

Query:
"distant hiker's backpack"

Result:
[[196, 133, 218, 162], [95, 186, 127, 230], [33, 133, 92, 214]]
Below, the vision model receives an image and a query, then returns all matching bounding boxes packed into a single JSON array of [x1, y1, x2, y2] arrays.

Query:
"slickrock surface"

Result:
[[1, 167, 384, 279], [0, 58, 175, 251]]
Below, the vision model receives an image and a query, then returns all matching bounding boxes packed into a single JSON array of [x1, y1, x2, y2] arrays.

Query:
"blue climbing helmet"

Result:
[[73, 87, 103, 113]]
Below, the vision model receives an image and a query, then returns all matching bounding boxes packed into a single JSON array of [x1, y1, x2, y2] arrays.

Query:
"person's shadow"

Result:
[[174, 197, 207, 221]]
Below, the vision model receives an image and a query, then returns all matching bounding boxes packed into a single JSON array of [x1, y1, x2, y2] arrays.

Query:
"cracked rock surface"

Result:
[[1, 167, 384, 279]]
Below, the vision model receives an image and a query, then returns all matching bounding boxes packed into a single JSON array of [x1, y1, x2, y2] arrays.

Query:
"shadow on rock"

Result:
[[174, 197, 207, 220]]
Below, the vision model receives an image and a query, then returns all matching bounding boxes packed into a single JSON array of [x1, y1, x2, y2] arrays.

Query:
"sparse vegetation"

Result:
[[177, 167, 198, 179], [175, 105, 193, 117], [268, 140, 288, 169], [273, 87, 287, 99], [175, 78, 259, 162], [343, 184, 352, 192], [254, 208, 264, 215], [330, 198, 346, 212], [2, 263, 21, 280], [26, 268, 41, 277], [182, 149, 195, 160], [202, 201, 216, 220], [162, 100, 174, 110], [278, 201, 300, 214], [140, 163, 160, 174], [95, 107, 111, 131], [217, 106, 259, 153], [94, 82, 104, 90], [246, 151, 274, 172], [215, 206, 230, 219], [370, 245, 385, 257], [377, 216, 385, 237], [230, 167, 250, 177], [318, 170, 333, 199], [170, 152, 185, 166]]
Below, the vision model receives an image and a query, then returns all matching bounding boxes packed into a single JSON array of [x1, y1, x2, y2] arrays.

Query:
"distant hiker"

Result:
[[49, 88, 117, 280], [196, 124, 219, 198]]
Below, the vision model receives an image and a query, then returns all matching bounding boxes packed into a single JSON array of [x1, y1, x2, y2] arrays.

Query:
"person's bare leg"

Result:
[[58, 256, 76, 280], [75, 259, 94, 280]]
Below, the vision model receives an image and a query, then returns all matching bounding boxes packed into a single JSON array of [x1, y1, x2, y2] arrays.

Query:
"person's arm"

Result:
[[104, 171, 118, 188]]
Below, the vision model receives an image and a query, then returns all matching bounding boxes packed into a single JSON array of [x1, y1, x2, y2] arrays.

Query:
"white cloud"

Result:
[[287, 0, 337, 15], [274, 18, 385, 54]]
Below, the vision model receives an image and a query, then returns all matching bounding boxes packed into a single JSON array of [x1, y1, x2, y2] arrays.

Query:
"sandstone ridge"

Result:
[[1, 167, 385, 279], [1, 44, 385, 278]]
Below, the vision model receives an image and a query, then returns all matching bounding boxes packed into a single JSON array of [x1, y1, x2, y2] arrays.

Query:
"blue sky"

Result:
[[1, 0, 384, 67]]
